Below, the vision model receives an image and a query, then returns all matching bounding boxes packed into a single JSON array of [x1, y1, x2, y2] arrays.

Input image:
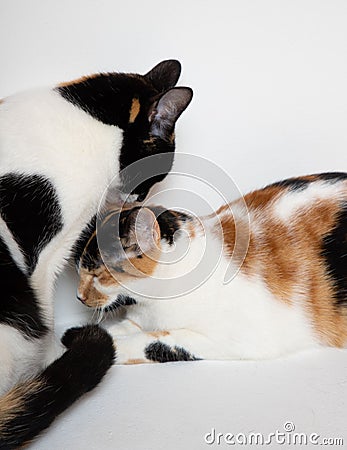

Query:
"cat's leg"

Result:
[[108, 322, 215, 364]]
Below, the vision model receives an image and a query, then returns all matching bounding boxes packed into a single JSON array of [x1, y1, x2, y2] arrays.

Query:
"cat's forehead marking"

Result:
[[129, 98, 141, 123]]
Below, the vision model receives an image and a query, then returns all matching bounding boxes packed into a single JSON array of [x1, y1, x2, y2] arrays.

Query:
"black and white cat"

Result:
[[0, 59, 192, 448]]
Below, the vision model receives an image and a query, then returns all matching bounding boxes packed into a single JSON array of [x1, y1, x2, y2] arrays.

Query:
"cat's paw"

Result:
[[46, 325, 116, 393], [61, 326, 84, 348], [61, 324, 115, 363]]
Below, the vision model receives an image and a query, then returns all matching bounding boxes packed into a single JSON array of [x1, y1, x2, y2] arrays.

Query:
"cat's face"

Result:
[[58, 60, 193, 202], [77, 207, 163, 308]]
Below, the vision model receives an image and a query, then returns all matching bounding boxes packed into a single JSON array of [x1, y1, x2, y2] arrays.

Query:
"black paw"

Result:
[[144, 342, 199, 362], [61, 326, 86, 348], [56, 325, 115, 392], [43, 325, 115, 398], [62, 324, 115, 367]]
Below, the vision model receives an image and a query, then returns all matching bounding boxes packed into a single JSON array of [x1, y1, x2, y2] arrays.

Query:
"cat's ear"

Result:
[[144, 60, 181, 92], [121, 208, 160, 257], [148, 87, 193, 141]]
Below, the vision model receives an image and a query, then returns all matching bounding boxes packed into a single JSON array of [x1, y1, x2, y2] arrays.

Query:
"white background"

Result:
[[1, 1, 347, 449]]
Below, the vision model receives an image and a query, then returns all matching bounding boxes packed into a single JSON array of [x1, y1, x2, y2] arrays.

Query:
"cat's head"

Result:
[[58, 60, 193, 202], [119, 60, 193, 202], [77, 206, 191, 309]]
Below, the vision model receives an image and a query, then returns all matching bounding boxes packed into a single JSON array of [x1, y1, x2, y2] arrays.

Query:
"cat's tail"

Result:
[[0, 324, 115, 450]]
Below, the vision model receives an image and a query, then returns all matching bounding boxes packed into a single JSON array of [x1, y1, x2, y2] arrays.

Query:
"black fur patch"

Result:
[[79, 234, 101, 271], [57, 73, 156, 128], [0, 325, 114, 449], [118, 136, 175, 201], [104, 295, 137, 313], [0, 173, 63, 274], [0, 236, 48, 339], [148, 207, 190, 245], [269, 177, 311, 192], [321, 204, 347, 307], [72, 215, 96, 267], [145, 341, 199, 362], [269, 172, 347, 192], [317, 172, 347, 183]]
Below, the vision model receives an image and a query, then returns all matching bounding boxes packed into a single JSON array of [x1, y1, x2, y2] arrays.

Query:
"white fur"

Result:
[[0, 324, 60, 395], [274, 181, 345, 221], [0, 88, 123, 390]]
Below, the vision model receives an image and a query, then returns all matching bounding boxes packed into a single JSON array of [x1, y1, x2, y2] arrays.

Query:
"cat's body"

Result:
[[78, 173, 347, 364], [0, 60, 192, 447]]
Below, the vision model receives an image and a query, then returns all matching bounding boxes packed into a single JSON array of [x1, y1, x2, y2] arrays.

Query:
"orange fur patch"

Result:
[[0, 379, 45, 437], [243, 185, 284, 210], [123, 359, 148, 365], [126, 251, 160, 277], [187, 221, 196, 239], [217, 206, 251, 270], [129, 98, 140, 123], [97, 267, 120, 287], [143, 137, 156, 144], [148, 330, 170, 338]]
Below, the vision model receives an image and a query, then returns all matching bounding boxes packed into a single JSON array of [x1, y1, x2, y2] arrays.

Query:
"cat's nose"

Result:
[[76, 293, 86, 304]]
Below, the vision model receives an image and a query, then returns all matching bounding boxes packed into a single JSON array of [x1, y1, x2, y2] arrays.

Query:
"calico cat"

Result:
[[0, 60, 193, 448], [77, 173, 347, 364]]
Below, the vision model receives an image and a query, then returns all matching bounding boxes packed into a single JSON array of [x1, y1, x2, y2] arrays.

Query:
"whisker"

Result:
[[90, 306, 98, 324]]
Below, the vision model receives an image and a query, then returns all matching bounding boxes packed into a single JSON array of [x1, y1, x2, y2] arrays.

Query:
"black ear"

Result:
[[148, 87, 193, 141], [144, 60, 181, 92]]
